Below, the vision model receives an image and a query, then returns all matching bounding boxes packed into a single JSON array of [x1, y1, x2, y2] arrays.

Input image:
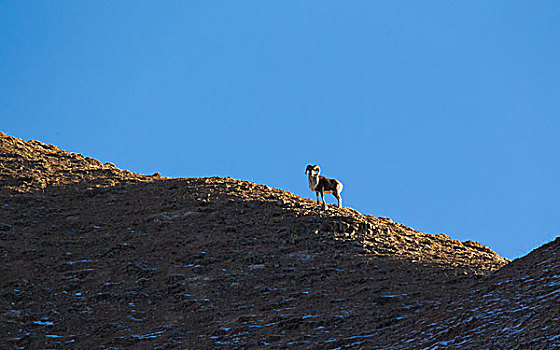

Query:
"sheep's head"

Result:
[[305, 164, 321, 175]]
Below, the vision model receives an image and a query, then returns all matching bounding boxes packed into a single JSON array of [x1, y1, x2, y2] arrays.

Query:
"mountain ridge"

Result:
[[1, 131, 557, 349], [0, 131, 508, 272]]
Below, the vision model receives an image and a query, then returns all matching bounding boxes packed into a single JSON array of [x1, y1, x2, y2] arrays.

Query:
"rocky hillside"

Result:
[[0, 132, 159, 193], [391, 236, 560, 349], [0, 131, 557, 349]]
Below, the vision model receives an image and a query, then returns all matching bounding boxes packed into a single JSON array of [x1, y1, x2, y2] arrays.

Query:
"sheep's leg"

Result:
[[334, 192, 342, 208], [316, 191, 320, 205], [320, 190, 326, 209]]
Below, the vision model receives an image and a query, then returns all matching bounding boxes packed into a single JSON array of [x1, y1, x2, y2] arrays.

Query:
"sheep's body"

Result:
[[305, 165, 343, 208]]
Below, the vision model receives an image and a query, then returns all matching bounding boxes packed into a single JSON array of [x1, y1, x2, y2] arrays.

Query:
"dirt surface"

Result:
[[0, 131, 558, 349]]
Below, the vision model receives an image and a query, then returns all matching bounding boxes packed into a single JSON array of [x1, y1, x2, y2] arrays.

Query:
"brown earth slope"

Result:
[[0, 131, 557, 349], [391, 237, 560, 349]]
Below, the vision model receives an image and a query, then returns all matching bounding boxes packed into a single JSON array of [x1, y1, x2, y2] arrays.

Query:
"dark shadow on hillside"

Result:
[[0, 178, 505, 349]]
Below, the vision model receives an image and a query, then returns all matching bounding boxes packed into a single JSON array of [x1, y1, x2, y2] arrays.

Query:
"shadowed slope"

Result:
[[390, 237, 560, 349], [2, 131, 556, 349]]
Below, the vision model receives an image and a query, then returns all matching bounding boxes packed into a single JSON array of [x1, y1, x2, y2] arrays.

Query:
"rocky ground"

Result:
[[0, 131, 558, 349]]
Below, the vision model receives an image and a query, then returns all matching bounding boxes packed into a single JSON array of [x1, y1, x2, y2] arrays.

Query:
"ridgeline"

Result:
[[0, 131, 557, 349]]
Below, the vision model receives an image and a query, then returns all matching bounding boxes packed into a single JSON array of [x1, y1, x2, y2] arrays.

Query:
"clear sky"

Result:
[[2, 2, 559, 259]]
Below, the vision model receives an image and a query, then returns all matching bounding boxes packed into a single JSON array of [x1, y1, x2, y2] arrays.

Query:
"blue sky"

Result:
[[2, 2, 559, 259]]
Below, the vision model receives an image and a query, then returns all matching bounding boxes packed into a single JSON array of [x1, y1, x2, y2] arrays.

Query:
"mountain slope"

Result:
[[1, 131, 557, 349], [391, 237, 560, 349]]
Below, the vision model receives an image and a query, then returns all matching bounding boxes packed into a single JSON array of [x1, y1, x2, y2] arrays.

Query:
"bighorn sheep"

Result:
[[305, 164, 343, 209]]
